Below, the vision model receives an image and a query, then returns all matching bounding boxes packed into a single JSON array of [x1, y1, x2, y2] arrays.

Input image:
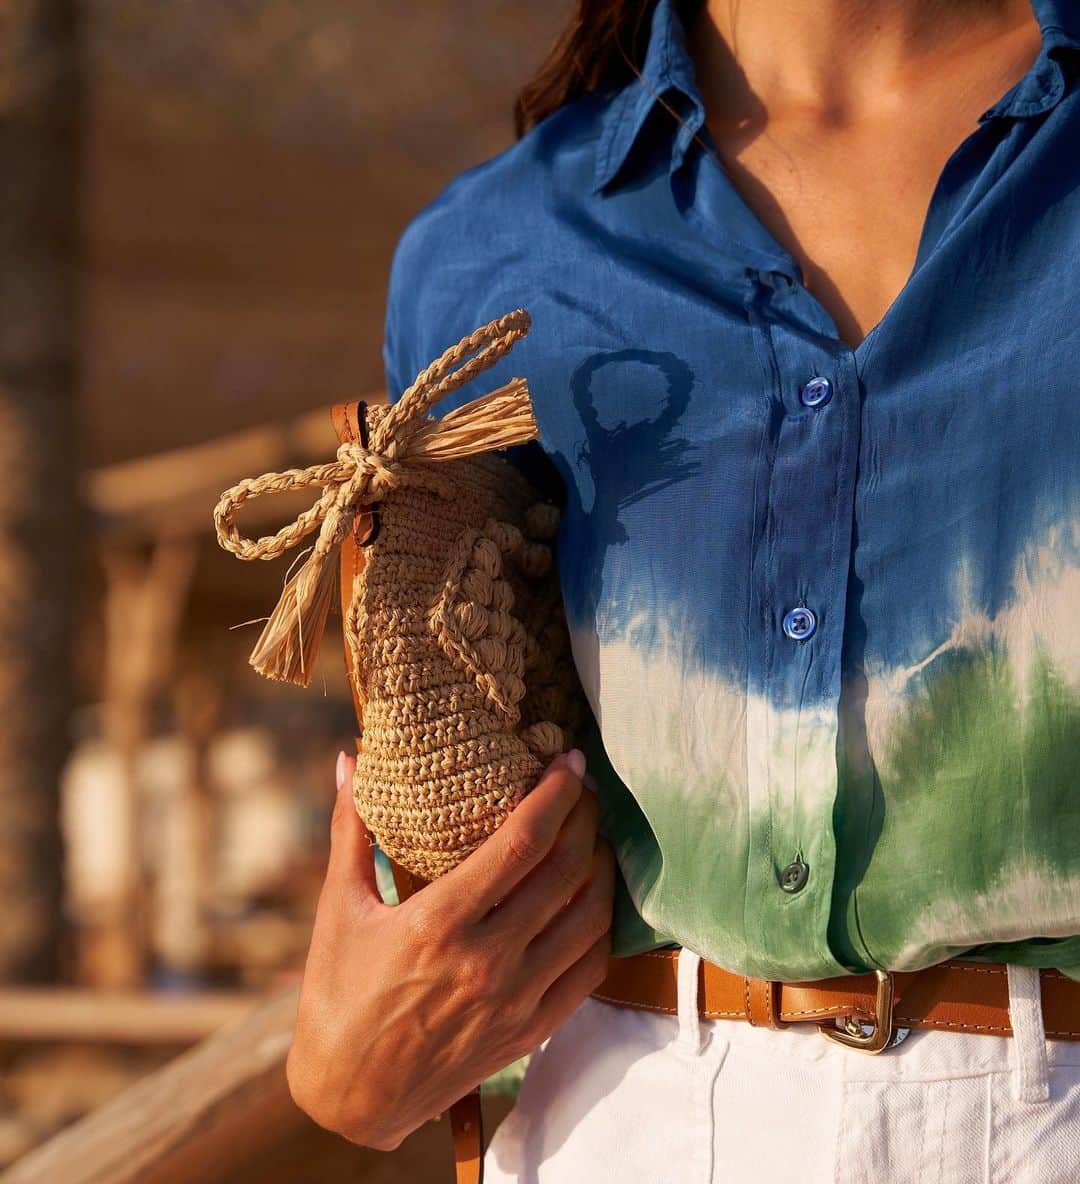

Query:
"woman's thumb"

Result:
[[326, 750, 380, 901]]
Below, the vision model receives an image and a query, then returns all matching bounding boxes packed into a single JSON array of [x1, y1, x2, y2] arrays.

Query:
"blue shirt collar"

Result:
[[979, 0, 1080, 123], [592, 0, 1079, 197], [591, 0, 706, 195]]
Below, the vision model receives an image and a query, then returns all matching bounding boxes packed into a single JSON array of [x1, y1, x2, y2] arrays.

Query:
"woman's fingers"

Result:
[[529, 927, 613, 1040], [427, 750, 587, 925], [520, 840, 616, 992], [324, 750, 381, 907], [479, 787, 601, 943]]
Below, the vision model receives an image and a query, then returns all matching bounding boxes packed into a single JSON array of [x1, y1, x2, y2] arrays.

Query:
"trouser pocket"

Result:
[[833, 1075, 991, 1184]]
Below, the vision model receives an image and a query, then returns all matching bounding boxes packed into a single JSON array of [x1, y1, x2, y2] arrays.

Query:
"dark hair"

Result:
[[513, 0, 706, 139]]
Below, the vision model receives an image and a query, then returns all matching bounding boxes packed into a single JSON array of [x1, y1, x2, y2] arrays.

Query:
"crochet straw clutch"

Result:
[[214, 309, 589, 880]]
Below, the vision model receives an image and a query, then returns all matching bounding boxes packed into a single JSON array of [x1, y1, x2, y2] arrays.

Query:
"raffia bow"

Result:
[[213, 308, 538, 686]]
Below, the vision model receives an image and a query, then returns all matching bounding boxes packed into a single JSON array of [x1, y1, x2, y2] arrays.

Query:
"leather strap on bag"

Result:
[[593, 948, 1080, 1040], [389, 859, 485, 1184], [447, 1092, 484, 1184], [332, 401, 485, 1184]]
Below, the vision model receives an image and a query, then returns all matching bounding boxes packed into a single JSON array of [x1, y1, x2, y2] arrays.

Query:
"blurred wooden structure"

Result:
[[78, 405, 365, 987], [89, 411, 332, 540], [1, 0, 566, 1173], [0, 989, 261, 1045], [0, 0, 79, 983], [82, 1, 568, 467], [5, 989, 300, 1184], [0, 0, 569, 989], [3, 987, 513, 1184]]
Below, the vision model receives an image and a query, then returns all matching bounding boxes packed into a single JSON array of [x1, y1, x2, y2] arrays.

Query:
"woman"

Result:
[[287, 0, 1080, 1179]]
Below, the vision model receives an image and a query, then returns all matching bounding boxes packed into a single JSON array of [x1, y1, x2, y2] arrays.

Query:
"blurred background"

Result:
[[0, 1, 569, 1178]]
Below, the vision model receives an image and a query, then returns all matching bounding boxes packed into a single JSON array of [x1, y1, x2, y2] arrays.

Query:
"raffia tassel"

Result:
[[214, 309, 536, 689], [247, 378, 534, 687], [407, 377, 538, 460], [249, 547, 339, 685]]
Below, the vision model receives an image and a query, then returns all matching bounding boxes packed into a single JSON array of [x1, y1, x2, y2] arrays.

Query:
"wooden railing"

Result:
[[3, 988, 301, 1184], [0, 989, 262, 1045], [2, 986, 508, 1183]]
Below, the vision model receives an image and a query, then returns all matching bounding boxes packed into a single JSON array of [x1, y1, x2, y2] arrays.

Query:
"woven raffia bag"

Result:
[[214, 309, 589, 881]]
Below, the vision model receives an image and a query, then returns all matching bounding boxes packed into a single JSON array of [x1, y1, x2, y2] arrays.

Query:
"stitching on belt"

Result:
[[592, 992, 677, 1015], [895, 1016, 1012, 1033], [945, 965, 1067, 980], [782, 1004, 853, 1018]]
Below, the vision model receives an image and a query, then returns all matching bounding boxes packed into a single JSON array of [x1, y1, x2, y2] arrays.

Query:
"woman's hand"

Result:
[[286, 747, 616, 1151]]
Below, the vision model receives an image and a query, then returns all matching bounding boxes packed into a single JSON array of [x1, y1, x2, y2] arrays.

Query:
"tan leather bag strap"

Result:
[[331, 401, 485, 1184], [332, 401, 369, 724]]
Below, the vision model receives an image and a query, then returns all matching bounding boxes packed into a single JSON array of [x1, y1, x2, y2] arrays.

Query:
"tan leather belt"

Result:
[[593, 948, 1080, 1050], [444, 948, 1080, 1183]]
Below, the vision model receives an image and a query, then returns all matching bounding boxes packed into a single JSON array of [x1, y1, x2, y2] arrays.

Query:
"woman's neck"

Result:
[[688, 0, 1039, 123]]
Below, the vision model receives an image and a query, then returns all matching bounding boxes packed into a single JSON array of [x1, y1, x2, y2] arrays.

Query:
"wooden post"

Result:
[[0, 0, 80, 981], [160, 670, 223, 981], [87, 538, 197, 987]]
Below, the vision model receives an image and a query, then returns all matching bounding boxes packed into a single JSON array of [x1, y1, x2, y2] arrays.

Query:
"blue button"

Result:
[[782, 606, 817, 641], [799, 377, 833, 408]]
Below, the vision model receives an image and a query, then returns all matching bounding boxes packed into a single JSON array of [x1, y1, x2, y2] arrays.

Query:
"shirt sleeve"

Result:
[[380, 218, 563, 502]]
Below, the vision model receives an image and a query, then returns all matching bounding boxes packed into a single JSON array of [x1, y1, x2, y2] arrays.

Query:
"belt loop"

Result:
[[744, 977, 782, 1029], [1007, 964, 1050, 1103], [676, 946, 705, 1054]]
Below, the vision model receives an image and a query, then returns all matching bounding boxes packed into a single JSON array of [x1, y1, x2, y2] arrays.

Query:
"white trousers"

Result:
[[484, 950, 1080, 1183]]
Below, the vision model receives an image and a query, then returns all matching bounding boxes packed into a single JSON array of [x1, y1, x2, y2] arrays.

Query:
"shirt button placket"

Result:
[[743, 291, 862, 978]]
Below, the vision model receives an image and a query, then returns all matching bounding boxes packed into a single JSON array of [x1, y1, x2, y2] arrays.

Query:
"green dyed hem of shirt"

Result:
[[961, 936, 1080, 980], [374, 844, 400, 905], [480, 1054, 530, 1100]]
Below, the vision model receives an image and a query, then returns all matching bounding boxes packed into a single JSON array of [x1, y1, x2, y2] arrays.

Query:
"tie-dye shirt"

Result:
[[381, 0, 1080, 982]]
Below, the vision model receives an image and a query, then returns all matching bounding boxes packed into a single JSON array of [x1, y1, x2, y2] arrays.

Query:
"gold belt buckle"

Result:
[[819, 969, 897, 1054]]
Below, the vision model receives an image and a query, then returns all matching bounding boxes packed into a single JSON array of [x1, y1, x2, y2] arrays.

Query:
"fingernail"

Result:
[[565, 748, 586, 778], [335, 750, 349, 793]]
